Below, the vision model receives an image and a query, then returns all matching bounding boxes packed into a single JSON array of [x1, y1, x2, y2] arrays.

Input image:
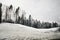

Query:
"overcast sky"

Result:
[[0, 0, 60, 24]]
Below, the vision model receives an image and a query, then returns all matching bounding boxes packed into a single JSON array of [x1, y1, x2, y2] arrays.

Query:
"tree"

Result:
[[24, 17, 27, 25], [25, 19, 28, 25], [9, 5, 13, 9], [53, 22, 58, 27], [28, 15, 32, 26], [17, 16, 21, 23], [0, 3, 2, 23], [15, 7, 20, 23], [5, 5, 13, 22], [37, 21, 41, 28], [33, 21, 38, 28], [21, 13, 24, 24], [20, 10, 26, 25], [5, 7, 8, 22]]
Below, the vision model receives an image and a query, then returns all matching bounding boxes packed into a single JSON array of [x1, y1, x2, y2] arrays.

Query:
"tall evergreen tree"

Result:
[[9, 5, 13, 9], [5, 7, 8, 21], [21, 10, 26, 25], [17, 16, 20, 23], [21, 13, 24, 24], [5, 5, 13, 22], [29, 15, 32, 26], [15, 7, 19, 23], [0, 3, 2, 23], [53, 22, 58, 27], [37, 21, 41, 28]]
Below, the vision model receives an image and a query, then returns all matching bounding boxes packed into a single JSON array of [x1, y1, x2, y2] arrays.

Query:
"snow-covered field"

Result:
[[0, 23, 60, 40]]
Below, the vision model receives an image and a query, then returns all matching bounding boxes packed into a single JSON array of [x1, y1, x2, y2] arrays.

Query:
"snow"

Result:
[[0, 23, 60, 40]]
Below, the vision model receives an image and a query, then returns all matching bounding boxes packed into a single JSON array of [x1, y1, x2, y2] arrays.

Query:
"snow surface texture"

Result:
[[0, 23, 60, 40]]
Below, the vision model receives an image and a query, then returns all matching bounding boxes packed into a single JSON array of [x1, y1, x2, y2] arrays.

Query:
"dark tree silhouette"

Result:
[[9, 5, 13, 9], [53, 22, 58, 27], [0, 3, 2, 23], [33, 21, 38, 28]]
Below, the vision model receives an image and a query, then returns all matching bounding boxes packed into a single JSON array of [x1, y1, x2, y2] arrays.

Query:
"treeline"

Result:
[[0, 3, 59, 28], [17, 15, 59, 28]]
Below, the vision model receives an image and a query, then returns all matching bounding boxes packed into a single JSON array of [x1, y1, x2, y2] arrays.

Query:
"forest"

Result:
[[0, 3, 59, 29]]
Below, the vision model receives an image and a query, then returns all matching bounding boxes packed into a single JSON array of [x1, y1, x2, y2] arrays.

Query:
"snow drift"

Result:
[[0, 23, 60, 40]]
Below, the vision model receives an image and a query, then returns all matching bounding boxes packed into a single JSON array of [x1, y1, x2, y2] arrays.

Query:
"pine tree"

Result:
[[17, 16, 20, 23], [53, 22, 58, 27], [9, 5, 13, 9], [29, 15, 32, 26], [21, 10, 26, 25], [37, 21, 41, 28], [15, 7, 19, 23], [0, 3, 2, 23], [6, 5, 13, 22], [5, 7, 8, 22]]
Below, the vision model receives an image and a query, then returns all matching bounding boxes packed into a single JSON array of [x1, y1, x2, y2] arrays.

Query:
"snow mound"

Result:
[[0, 23, 60, 40]]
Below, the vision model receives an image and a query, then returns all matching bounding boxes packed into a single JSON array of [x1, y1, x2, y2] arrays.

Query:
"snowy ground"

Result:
[[0, 23, 60, 40]]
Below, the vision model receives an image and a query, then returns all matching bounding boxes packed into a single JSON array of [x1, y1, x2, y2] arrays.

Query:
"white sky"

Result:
[[0, 0, 60, 24]]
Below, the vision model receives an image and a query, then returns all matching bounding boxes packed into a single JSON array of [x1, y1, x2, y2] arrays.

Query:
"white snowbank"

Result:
[[0, 23, 60, 40]]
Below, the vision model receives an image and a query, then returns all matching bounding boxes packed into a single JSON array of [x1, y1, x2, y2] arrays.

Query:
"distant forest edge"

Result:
[[0, 3, 60, 28]]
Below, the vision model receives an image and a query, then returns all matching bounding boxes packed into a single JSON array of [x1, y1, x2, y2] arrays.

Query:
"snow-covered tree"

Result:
[[28, 15, 32, 26], [15, 7, 20, 23], [6, 5, 13, 22], [37, 21, 41, 28]]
